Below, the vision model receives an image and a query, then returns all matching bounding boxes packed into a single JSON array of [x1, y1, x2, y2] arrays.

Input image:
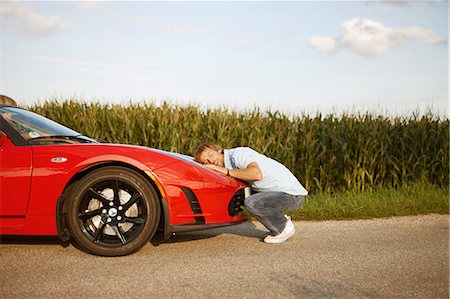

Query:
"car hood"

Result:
[[30, 142, 245, 189]]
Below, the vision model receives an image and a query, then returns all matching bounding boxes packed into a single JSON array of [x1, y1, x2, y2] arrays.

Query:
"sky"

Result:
[[1, 0, 448, 117]]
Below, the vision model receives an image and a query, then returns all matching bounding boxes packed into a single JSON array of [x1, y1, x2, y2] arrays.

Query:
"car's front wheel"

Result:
[[67, 166, 160, 256]]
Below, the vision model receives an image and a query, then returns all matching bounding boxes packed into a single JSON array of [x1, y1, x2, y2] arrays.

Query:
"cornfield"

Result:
[[30, 99, 449, 193]]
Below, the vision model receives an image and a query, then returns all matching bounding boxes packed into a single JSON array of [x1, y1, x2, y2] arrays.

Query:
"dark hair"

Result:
[[0, 95, 17, 106], [194, 143, 223, 163]]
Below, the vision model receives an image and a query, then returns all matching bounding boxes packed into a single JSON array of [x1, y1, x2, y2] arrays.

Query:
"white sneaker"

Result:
[[264, 217, 295, 244]]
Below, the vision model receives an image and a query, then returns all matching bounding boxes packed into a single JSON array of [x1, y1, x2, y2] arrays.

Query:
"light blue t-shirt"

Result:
[[224, 147, 308, 196]]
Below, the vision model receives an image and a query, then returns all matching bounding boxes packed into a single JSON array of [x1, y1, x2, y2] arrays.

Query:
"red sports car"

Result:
[[0, 105, 250, 256]]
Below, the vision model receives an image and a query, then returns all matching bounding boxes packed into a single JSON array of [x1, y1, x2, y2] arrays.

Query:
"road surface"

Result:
[[1, 214, 448, 298]]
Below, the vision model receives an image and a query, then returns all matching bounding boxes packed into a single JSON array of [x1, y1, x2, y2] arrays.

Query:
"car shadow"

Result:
[[0, 235, 63, 244], [1, 222, 268, 247]]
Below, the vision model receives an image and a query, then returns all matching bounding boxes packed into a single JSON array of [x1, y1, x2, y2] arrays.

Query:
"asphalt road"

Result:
[[1, 214, 448, 298]]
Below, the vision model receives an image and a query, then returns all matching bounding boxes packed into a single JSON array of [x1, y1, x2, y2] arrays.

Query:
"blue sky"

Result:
[[1, 1, 448, 116]]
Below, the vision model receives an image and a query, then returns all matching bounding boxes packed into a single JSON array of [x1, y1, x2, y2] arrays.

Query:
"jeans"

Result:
[[244, 192, 305, 235]]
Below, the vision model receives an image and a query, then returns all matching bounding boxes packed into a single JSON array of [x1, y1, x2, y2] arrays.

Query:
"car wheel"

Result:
[[67, 166, 160, 256]]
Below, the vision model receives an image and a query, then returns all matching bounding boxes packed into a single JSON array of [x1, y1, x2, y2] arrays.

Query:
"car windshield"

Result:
[[0, 106, 82, 141]]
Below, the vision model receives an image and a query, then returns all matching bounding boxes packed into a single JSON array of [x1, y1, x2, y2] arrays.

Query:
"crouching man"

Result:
[[195, 143, 308, 243]]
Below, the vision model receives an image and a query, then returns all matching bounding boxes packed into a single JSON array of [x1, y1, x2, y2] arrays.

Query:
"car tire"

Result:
[[67, 166, 160, 256]]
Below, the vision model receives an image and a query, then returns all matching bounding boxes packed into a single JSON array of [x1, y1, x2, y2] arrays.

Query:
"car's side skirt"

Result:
[[169, 219, 246, 236], [0, 216, 58, 235]]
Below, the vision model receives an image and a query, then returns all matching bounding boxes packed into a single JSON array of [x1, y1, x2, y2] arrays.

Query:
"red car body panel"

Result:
[[0, 119, 247, 238], [154, 160, 245, 224], [1, 134, 32, 216]]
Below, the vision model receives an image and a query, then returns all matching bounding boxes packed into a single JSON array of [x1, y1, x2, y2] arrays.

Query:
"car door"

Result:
[[0, 127, 32, 216]]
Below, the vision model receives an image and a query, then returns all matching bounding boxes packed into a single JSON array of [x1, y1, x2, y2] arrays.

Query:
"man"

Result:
[[0, 95, 17, 106], [195, 143, 308, 244]]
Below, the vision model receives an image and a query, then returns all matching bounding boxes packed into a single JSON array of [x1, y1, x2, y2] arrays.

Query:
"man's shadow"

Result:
[[152, 220, 267, 245]]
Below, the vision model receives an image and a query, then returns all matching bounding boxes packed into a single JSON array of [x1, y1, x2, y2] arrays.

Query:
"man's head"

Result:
[[195, 143, 225, 166], [0, 95, 17, 106]]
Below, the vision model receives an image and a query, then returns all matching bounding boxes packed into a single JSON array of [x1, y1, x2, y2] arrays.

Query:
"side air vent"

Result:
[[181, 187, 205, 224], [228, 188, 246, 216]]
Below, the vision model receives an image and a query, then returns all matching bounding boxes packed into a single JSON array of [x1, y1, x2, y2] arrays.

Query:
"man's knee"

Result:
[[244, 197, 254, 211], [244, 195, 263, 212]]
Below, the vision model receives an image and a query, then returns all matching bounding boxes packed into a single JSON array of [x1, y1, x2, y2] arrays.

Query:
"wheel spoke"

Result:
[[111, 225, 127, 244], [78, 208, 102, 220], [112, 179, 121, 207], [93, 221, 106, 242], [122, 193, 141, 211], [123, 216, 145, 225], [87, 188, 110, 206]]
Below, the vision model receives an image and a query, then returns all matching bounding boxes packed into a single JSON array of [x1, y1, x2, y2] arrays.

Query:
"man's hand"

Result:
[[204, 164, 228, 175]]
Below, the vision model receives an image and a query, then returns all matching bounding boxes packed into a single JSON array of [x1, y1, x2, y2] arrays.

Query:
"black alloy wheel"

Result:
[[67, 166, 160, 256]]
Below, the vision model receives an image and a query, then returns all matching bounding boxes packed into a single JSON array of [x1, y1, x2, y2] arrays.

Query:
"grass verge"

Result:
[[242, 182, 449, 221]]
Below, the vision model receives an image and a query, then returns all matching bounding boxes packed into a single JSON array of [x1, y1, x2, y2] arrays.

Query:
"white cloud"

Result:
[[77, 2, 151, 24], [1, 2, 70, 37], [171, 25, 186, 33], [367, 0, 411, 11], [78, 1, 105, 12], [401, 26, 444, 44], [30, 56, 172, 81], [169, 25, 209, 34], [234, 34, 268, 47], [192, 27, 208, 34], [309, 35, 338, 54], [237, 38, 250, 47], [309, 17, 445, 57]]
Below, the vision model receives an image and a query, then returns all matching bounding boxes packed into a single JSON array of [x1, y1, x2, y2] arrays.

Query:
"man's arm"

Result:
[[205, 162, 262, 182]]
